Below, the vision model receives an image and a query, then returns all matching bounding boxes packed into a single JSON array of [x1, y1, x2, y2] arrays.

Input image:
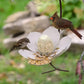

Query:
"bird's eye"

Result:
[[53, 17, 55, 21]]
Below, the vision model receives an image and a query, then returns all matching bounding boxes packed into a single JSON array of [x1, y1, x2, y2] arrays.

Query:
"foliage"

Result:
[[36, 0, 84, 28], [62, 0, 84, 28], [0, 0, 84, 29], [0, 0, 31, 29]]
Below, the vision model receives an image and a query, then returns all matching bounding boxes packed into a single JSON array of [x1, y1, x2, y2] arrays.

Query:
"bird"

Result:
[[50, 12, 82, 39], [10, 38, 29, 51]]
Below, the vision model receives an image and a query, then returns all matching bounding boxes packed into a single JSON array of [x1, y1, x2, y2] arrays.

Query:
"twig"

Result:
[[42, 62, 69, 74], [80, 51, 84, 72]]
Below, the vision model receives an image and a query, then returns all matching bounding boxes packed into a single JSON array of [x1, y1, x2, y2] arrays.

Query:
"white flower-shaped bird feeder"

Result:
[[18, 26, 71, 65]]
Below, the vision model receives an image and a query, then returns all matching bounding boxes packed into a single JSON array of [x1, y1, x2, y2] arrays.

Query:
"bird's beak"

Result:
[[50, 17, 53, 20]]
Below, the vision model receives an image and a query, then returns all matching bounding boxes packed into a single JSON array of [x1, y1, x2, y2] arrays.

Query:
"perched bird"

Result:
[[50, 12, 82, 39], [10, 38, 29, 51]]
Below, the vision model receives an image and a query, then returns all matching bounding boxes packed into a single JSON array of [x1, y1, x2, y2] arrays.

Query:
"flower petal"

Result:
[[54, 47, 66, 57], [58, 36, 71, 50], [43, 26, 60, 48], [27, 32, 41, 44], [55, 36, 71, 57], [18, 49, 35, 59], [27, 43, 38, 52]]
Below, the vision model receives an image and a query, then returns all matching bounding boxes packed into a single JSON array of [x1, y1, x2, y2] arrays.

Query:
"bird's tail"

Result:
[[70, 27, 82, 39]]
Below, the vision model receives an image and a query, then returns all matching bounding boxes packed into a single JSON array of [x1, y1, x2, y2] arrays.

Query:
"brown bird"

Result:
[[10, 38, 29, 51], [50, 12, 82, 39]]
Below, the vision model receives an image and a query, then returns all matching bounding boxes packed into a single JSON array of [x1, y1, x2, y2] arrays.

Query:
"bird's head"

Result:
[[50, 12, 59, 21]]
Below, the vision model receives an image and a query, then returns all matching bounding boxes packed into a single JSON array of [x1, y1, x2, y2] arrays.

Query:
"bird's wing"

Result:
[[57, 19, 72, 28]]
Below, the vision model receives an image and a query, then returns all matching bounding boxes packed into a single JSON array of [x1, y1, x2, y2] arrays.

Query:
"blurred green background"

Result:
[[0, 0, 84, 84]]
